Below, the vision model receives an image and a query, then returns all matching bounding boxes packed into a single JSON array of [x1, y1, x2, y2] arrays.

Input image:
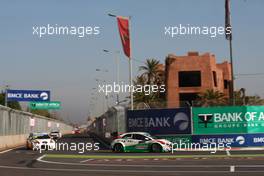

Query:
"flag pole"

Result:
[[229, 38, 235, 105], [129, 16, 134, 110], [225, 0, 235, 105]]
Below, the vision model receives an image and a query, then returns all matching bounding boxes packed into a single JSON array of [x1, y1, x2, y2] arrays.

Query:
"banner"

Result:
[[7, 89, 50, 102], [192, 133, 264, 147], [29, 101, 61, 110], [117, 16, 130, 58], [193, 106, 264, 134], [127, 108, 191, 135]]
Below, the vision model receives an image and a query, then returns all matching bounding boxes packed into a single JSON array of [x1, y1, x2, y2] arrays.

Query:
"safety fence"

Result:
[[88, 105, 126, 141], [0, 105, 72, 150]]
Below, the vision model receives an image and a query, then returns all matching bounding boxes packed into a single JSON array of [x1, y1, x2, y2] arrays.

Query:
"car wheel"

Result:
[[151, 143, 162, 153], [113, 143, 124, 153]]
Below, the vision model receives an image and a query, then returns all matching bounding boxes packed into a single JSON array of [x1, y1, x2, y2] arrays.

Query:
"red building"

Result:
[[165, 51, 231, 107]]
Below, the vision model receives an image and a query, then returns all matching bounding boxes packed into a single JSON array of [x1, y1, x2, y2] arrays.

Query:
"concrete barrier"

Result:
[[0, 105, 72, 151]]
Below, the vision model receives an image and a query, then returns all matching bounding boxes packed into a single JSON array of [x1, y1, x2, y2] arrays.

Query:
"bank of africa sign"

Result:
[[193, 106, 264, 134], [127, 108, 191, 135]]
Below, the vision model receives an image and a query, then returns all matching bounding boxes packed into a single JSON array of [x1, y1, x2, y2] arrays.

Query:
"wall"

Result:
[[0, 105, 72, 151]]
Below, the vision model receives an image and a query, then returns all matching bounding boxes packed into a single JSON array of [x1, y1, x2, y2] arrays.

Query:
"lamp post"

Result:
[[4, 85, 9, 107], [103, 49, 120, 105]]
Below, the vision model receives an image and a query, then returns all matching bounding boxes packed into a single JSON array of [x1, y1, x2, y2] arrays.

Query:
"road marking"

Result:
[[230, 166, 235, 172], [0, 165, 247, 173], [226, 150, 231, 156], [45, 153, 264, 159], [0, 149, 13, 154], [1, 164, 264, 173], [80, 159, 94, 163], [37, 155, 239, 168]]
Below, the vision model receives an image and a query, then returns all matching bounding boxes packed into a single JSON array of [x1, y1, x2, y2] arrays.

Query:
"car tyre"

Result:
[[151, 143, 162, 153], [113, 143, 124, 153]]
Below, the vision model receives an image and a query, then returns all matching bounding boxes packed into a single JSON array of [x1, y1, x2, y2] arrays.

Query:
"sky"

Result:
[[0, 0, 264, 124]]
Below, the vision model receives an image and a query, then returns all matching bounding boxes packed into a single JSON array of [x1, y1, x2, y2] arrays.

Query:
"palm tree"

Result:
[[133, 59, 166, 109], [197, 89, 227, 107], [139, 59, 161, 85]]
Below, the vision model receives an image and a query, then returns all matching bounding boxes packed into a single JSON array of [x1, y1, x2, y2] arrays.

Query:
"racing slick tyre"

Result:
[[151, 143, 162, 153], [113, 143, 124, 153]]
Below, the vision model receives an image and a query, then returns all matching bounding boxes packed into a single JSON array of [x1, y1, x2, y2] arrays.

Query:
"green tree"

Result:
[[0, 93, 22, 110], [139, 58, 162, 85], [197, 89, 227, 107], [30, 109, 52, 118], [133, 59, 166, 109]]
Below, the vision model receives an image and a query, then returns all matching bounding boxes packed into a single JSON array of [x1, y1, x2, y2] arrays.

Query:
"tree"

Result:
[[234, 89, 264, 105], [30, 109, 52, 118], [139, 59, 162, 85], [133, 59, 166, 109], [0, 93, 22, 110], [197, 89, 227, 107]]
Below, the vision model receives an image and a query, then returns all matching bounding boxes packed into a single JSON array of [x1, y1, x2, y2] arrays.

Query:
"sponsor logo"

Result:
[[40, 92, 49, 100], [173, 112, 189, 131], [253, 137, 264, 143], [235, 136, 245, 145], [198, 114, 213, 128]]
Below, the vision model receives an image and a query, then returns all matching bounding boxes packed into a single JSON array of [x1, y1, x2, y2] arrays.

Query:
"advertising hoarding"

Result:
[[7, 89, 50, 102], [127, 108, 191, 135], [193, 106, 264, 134], [192, 133, 264, 147]]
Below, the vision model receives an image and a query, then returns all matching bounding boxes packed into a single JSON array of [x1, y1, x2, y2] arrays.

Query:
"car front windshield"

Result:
[[33, 134, 50, 139]]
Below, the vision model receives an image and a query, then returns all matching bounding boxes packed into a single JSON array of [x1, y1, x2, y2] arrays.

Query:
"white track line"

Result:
[[226, 150, 231, 156], [230, 166, 235, 172], [0, 149, 13, 154], [80, 159, 94, 163]]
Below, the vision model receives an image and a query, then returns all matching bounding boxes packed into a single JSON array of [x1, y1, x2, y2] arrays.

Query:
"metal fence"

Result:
[[0, 105, 72, 136], [89, 105, 126, 139]]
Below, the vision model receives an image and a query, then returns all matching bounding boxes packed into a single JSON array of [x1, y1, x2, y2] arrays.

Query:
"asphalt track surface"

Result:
[[1, 134, 264, 176]]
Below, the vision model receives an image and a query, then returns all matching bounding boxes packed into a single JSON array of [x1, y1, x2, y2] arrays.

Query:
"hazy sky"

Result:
[[1, 0, 264, 124]]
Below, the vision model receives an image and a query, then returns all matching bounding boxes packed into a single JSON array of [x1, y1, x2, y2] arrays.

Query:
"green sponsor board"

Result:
[[29, 101, 61, 110], [193, 106, 264, 134]]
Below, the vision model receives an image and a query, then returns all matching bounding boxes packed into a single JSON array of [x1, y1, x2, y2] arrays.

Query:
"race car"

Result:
[[26, 132, 56, 150], [50, 129, 62, 139], [111, 132, 172, 153]]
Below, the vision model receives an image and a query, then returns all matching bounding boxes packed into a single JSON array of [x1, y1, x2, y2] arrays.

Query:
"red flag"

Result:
[[117, 16, 131, 58], [225, 0, 232, 40]]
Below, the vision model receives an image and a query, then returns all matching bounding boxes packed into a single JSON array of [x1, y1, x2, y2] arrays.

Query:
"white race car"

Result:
[[111, 132, 172, 153], [26, 133, 56, 151], [50, 130, 62, 139]]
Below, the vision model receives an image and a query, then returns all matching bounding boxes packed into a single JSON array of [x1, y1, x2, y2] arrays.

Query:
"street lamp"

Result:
[[103, 49, 120, 104], [4, 85, 9, 107]]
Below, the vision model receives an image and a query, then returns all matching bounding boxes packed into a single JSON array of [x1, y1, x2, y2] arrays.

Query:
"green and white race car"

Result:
[[111, 132, 172, 153]]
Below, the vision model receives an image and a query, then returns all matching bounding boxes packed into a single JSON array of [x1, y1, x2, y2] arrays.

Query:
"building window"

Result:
[[178, 71, 201, 87], [213, 71, 217, 87], [224, 80, 229, 89]]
